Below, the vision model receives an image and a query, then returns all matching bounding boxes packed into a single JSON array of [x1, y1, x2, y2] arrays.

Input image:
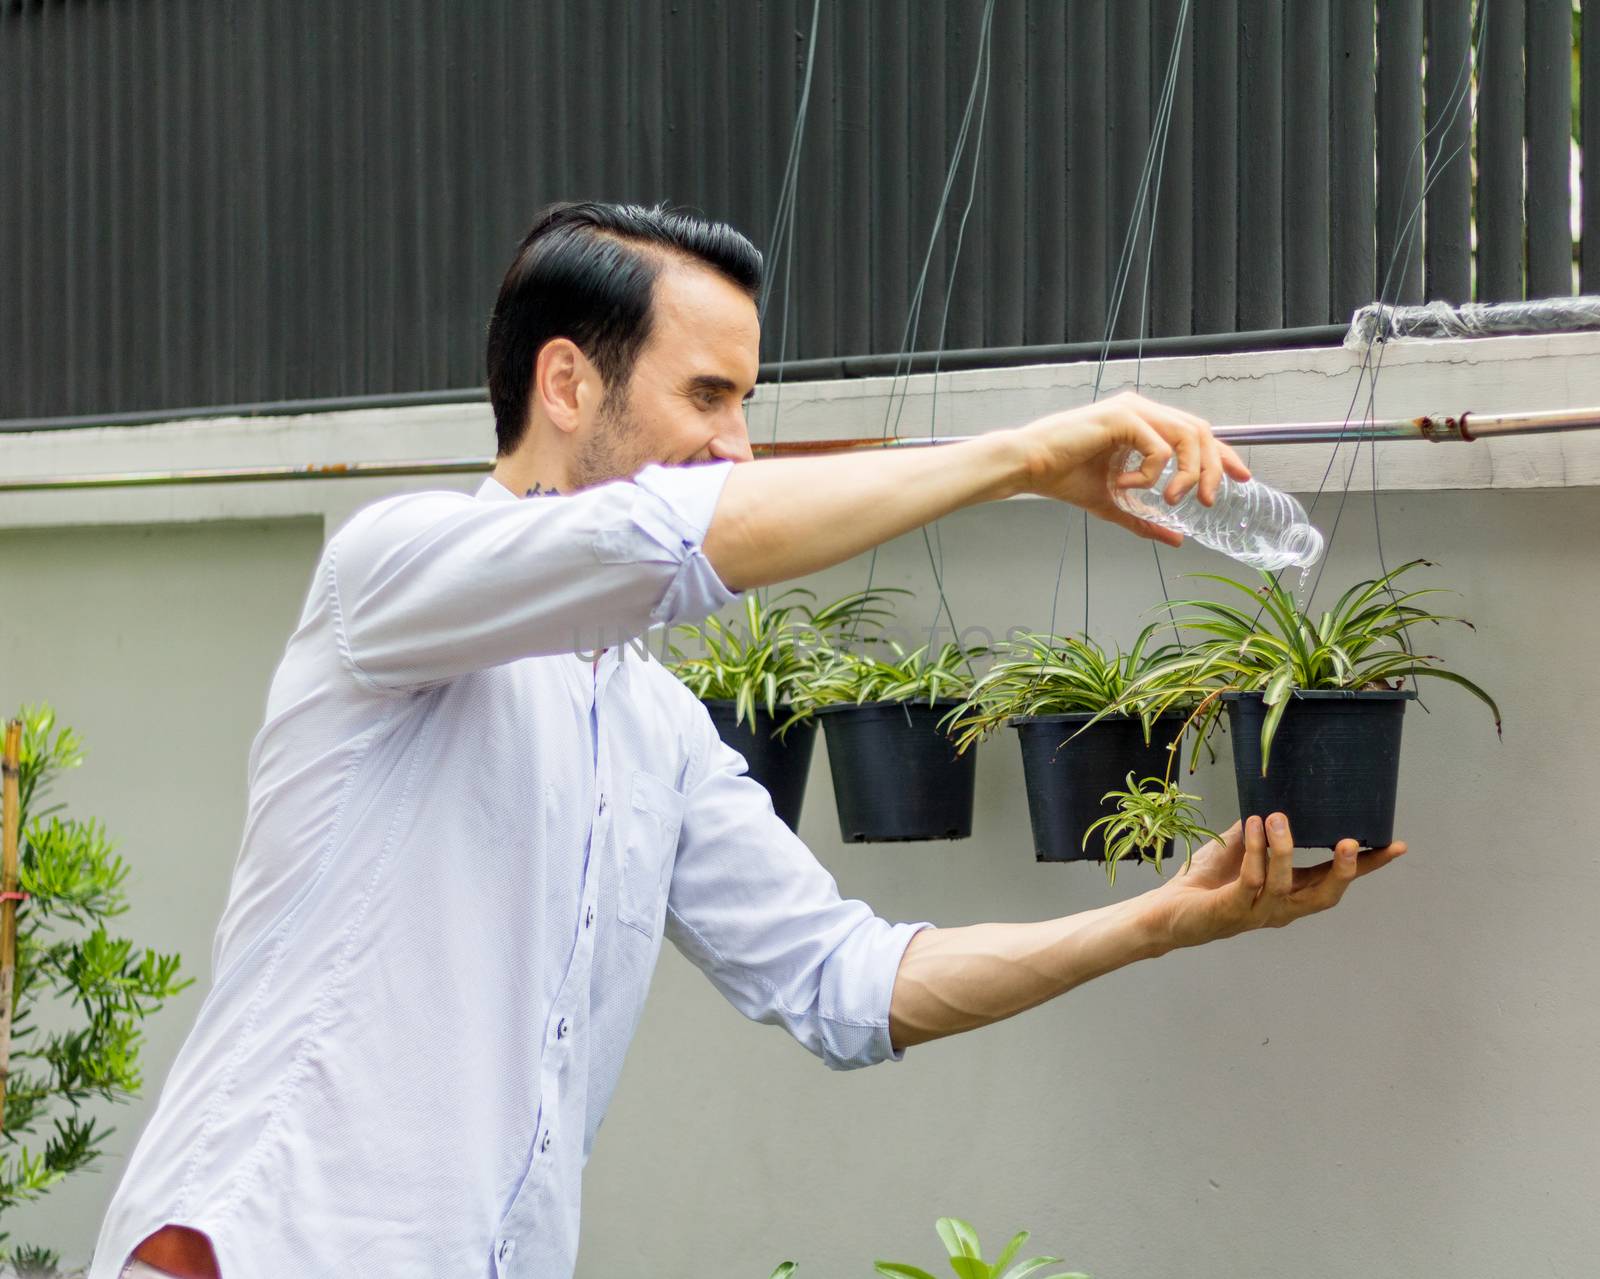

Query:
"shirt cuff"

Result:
[[861, 920, 936, 1068], [628, 462, 740, 626]]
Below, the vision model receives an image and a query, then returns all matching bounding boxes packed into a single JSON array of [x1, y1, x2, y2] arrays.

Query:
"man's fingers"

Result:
[[1238, 815, 1268, 903], [1309, 839, 1361, 909], [1352, 840, 1407, 877], [1114, 420, 1174, 489], [1264, 813, 1294, 899], [1198, 431, 1223, 506], [1162, 419, 1203, 505], [1103, 505, 1184, 547], [1219, 439, 1252, 482]]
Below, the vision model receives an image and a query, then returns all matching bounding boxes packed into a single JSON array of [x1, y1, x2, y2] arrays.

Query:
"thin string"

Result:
[[849, 0, 999, 650], [916, 1, 996, 651], [1301, 0, 1484, 614], [1244, 0, 1483, 644], [1048, 0, 1192, 639], [751, 0, 821, 612]]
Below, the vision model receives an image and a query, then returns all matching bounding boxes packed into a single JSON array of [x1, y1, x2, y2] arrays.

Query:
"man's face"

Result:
[[570, 260, 760, 489]]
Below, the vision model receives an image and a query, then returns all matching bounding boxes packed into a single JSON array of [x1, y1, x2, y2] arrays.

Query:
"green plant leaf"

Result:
[[998, 1262, 1068, 1279], [936, 1218, 983, 1261], [875, 1265, 941, 1279], [991, 1231, 1028, 1277]]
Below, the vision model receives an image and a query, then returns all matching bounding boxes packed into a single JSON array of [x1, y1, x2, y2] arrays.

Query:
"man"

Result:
[[93, 203, 1404, 1279]]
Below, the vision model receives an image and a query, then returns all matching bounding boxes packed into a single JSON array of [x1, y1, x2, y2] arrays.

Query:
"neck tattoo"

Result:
[[524, 482, 561, 498]]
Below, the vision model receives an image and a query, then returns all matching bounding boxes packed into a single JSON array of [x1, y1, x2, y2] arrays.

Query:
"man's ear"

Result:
[[533, 338, 601, 436]]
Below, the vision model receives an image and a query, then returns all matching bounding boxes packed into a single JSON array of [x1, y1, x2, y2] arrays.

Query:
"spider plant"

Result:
[[669, 588, 901, 732], [947, 624, 1184, 754], [1083, 773, 1221, 885], [765, 1216, 1088, 1279], [1118, 559, 1500, 774], [799, 638, 988, 843], [789, 639, 987, 719], [875, 1216, 1090, 1279]]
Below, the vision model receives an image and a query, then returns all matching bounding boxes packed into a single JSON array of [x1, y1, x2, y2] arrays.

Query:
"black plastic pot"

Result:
[[815, 701, 976, 843], [1223, 689, 1415, 849], [703, 700, 816, 831], [1013, 713, 1186, 862]]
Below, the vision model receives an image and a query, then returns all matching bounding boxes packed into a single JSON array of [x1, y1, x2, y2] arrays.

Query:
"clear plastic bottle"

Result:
[[1111, 448, 1325, 571]]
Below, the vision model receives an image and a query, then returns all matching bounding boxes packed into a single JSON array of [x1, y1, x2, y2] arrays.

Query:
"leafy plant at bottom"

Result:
[[1083, 773, 1221, 886], [0, 705, 192, 1273], [876, 1216, 1089, 1279], [1115, 560, 1501, 775], [765, 1215, 1090, 1279]]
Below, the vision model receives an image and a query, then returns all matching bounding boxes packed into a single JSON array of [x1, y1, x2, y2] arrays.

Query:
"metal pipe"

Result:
[[3, 407, 1599, 494]]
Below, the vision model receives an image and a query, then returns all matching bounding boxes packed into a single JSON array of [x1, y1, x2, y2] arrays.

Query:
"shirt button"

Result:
[[497, 1239, 513, 1262], [540, 1131, 551, 1153], [597, 794, 607, 815], [585, 905, 593, 929], [556, 1018, 568, 1040]]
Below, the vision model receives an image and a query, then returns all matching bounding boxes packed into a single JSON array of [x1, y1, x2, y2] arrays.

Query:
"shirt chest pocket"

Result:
[[616, 769, 685, 941]]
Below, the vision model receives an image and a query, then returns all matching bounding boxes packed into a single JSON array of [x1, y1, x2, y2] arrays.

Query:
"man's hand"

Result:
[[1146, 812, 1407, 950], [1014, 389, 1252, 546]]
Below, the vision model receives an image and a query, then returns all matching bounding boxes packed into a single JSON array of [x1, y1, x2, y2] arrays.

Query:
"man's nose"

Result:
[[707, 413, 754, 464]]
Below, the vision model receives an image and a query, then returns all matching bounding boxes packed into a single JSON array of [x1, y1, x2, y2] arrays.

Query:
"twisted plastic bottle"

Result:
[[1111, 448, 1325, 571]]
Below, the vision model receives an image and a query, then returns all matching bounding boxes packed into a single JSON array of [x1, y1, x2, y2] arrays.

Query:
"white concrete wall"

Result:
[[0, 518, 325, 1265], [1, 336, 1597, 1274]]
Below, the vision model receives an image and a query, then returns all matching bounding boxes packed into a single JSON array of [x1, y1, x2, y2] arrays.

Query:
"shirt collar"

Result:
[[475, 475, 520, 503]]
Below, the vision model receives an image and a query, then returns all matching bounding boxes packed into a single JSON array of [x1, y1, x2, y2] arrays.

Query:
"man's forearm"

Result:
[[701, 429, 1033, 591], [887, 895, 1174, 1052]]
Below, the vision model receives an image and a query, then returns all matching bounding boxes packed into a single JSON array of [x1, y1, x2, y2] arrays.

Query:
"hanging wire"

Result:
[[847, 0, 999, 651], [1047, 0, 1193, 640], [757, 0, 822, 448], [914, 0, 998, 650], [751, 0, 822, 610], [1301, 0, 1486, 612]]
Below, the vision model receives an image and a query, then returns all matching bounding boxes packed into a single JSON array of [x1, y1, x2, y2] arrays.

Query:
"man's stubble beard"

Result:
[[569, 383, 655, 491]]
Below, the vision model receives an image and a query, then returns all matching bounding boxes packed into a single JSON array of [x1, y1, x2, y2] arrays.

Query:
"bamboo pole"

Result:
[[0, 718, 22, 1136]]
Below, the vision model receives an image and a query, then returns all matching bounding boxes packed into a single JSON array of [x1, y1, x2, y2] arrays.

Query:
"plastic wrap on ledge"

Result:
[[1344, 297, 1600, 349]]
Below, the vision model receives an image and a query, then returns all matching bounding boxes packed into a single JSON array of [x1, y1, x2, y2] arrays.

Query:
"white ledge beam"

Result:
[[2, 331, 1598, 532]]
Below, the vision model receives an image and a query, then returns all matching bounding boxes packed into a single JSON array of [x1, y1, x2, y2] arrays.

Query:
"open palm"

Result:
[[1148, 813, 1407, 949]]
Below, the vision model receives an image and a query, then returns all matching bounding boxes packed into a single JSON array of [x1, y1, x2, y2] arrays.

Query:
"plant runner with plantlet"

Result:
[[950, 626, 1203, 866], [91, 203, 1404, 1279]]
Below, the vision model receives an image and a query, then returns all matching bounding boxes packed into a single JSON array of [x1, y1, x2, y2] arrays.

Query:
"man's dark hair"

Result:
[[485, 202, 764, 456]]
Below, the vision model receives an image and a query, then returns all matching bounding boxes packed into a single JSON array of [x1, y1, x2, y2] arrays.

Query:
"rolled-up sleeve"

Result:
[[328, 462, 737, 692], [664, 707, 933, 1070]]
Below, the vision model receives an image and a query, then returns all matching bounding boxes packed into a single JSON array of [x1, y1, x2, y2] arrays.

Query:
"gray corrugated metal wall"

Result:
[[0, 0, 1587, 423]]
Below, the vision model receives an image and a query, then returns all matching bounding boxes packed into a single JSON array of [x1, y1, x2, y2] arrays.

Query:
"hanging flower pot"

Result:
[[947, 627, 1197, 867], [1012, 712, 1185, 862], [815, 700, 976, 842], [1118, 560, 1501, 850], [670, 589, 898, 833], [1222, 689, 1415, 849], [796, 639, 986, 844], [702, 700, 816, 830]]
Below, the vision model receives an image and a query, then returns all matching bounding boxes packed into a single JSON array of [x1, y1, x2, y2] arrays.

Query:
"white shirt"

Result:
[[91, 464, 930, 1279]]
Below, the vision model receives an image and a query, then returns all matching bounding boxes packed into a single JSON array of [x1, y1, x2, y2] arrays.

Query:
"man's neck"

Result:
[[491, 453, 568, 500]]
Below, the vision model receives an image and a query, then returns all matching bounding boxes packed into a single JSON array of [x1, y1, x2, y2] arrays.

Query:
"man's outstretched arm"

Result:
[[887, 813, 1408, 1052], [701, 390, 1248, 592]]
